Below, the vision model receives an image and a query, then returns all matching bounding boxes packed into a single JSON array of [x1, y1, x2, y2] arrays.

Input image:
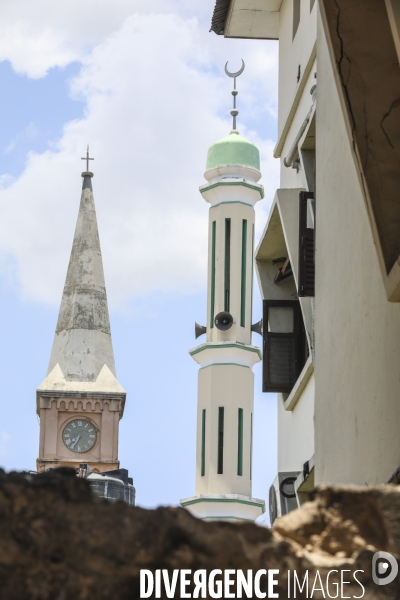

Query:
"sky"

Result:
[[0, 0, 279, 518]]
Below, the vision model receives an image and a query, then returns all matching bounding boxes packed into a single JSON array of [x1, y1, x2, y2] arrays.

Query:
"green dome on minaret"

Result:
[[206, 60, 260, 172], [206, 132, 260, 171]]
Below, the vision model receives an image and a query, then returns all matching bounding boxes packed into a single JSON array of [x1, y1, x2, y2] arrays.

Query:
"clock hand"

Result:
[[71, 434, 82, 450]]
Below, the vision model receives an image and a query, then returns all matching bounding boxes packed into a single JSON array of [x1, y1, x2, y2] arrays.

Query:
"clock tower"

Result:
[[36, 154, 126, 476]]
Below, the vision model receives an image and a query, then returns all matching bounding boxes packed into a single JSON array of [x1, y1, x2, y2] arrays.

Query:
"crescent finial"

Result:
[[224, 60, 245, 133], [224, 59, 245, 78]]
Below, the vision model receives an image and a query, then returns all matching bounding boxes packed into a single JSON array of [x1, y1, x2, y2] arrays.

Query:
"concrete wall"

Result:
[[206, 201, 255, 345], [278, 373, 314, 472], [279, 60, 316, 189], [195, 364, 254, 496], [278, 0, 317, 143], [256, 185, 315, 477], [254, 1, 318, 491], [315, 11, 400, 485]]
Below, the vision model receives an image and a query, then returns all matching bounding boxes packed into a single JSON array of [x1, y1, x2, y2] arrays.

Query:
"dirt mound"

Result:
[[0, 468, 399, 599]]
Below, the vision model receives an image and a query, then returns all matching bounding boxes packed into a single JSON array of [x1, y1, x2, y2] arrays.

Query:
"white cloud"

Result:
[[0, 0, 159, 78], [0, 0, 213, 79], [0, 174, 15, 190], [0, 9, 279, 309]]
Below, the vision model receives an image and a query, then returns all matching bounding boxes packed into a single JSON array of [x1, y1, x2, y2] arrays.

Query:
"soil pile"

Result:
[[0, 468, 399, 599]]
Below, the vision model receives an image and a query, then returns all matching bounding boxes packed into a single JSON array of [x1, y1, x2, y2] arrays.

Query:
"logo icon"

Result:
[[372, 551, 398, 586]]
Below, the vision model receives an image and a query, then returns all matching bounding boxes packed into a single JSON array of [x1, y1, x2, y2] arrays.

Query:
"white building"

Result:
[[210, 0, 400, 524], [180, 80, 265, 522]]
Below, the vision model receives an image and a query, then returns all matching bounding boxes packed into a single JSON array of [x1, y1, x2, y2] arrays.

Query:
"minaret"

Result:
[[181, 62, 265, 521], [36, 150, 127, 478]]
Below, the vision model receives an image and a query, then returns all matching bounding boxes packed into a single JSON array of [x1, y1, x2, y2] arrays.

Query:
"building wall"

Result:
[[279, 60, 316, 189], [315, 11, 400, 485], [255, 188, 316, 477], [271, 1, 317, 481], [278, 373, 314, 472], [278, 0, 317, 142], [254, 2, 318, 488]]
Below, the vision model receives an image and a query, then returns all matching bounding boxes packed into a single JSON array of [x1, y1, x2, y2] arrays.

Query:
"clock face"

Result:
[[62, 419, 98, 453]]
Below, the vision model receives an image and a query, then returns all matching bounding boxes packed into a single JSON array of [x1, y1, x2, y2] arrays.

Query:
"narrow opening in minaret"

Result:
[[217, 407, 224, 474], [237, 408, 244, 476], [210, 221, 216, 329], [201, 409, 206, 477], [241, 220, 248, 327], [224, 219, 231, 312]]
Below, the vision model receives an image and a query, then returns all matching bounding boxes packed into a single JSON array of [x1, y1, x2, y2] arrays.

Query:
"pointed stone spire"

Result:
[[47, 167, 116, 382]]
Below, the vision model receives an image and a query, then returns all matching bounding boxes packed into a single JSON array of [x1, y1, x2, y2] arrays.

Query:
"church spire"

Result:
[[47, 156, 116, 382]]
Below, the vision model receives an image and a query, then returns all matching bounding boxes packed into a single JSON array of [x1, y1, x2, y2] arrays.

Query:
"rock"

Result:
[[0, 469, 399, 598]]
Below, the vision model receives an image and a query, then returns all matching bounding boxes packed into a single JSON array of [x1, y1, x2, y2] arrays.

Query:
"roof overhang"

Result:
[[210, 0, 282, 39]]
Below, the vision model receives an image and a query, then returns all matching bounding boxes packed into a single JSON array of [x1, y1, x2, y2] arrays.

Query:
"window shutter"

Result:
[[298, 191, 315, 297], [262, 300, 306, 393]]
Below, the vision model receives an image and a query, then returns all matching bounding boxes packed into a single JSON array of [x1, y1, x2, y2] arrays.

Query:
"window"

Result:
[[237, 408, 243, 476], [298, 191, 315, 297], [201, 409, 206, 477], [293, 0, 301, 40], [224, 219, 231, 312], [262, 300, 307, 393], [217, 407, 224, 474]]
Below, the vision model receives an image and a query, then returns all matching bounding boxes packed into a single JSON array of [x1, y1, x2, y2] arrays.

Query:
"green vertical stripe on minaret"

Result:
[[224, 219, 231, 312], [240, 220, 247, 327], [237, 408, 244, 476], [201, 409, 206, 477], [217, 407, 224, 474], [210, 221, 216, 329], [250, 412, 253, 480], [251, 224, 255, 326]]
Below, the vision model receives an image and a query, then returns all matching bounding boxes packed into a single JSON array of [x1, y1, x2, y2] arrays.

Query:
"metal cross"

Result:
[[81, 145, 94, 171]]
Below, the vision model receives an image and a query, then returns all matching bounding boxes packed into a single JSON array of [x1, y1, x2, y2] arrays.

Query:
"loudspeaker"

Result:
[[251, 319, 263, 335], [214, 311, 233, 331], [195, 322, 207, 339]]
